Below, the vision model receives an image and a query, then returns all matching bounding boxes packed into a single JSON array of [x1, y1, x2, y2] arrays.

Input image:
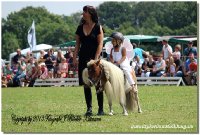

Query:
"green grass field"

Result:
[[1, 86, 198, 133]]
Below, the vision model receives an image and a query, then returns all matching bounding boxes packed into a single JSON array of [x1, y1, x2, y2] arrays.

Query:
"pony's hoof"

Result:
[[109, 112, 113, 116], [138, 110, 142, 113], [123, 112, 128, 116]]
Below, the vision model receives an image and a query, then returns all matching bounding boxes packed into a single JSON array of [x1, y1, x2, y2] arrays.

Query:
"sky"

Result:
[[1, 1, 104, 19]]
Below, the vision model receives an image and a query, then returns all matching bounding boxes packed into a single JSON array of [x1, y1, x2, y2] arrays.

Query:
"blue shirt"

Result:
[[134, 48, 144, 62], [184, 47, 197, 57]]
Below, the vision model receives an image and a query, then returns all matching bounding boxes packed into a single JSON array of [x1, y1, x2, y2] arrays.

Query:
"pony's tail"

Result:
[[126, 88, 137, 111]]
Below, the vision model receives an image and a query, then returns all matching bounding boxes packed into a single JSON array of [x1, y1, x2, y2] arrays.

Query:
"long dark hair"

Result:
[[81, 5, 99, 24]]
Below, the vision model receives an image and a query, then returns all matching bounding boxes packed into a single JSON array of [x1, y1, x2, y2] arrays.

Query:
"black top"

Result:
[[12, 54, 25, 64], [43, 54, 56, 69], [147, 61, 156, 72], [75, 23, 101, 62]]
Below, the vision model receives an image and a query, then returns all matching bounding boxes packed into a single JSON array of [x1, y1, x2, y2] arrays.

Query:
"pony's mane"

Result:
[[87, 60, 96, 67]]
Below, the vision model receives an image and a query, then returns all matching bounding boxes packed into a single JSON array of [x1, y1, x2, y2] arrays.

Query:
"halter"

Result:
[[89, 63, 104, 94]]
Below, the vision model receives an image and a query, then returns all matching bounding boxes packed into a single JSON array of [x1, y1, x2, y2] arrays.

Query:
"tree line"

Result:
[[1, 1, 197, 60]]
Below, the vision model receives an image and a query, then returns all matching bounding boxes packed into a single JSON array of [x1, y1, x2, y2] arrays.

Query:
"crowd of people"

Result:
[[132, 40, 197, 85], [1, 47, 78, 87], [1, 39, 197, 88]]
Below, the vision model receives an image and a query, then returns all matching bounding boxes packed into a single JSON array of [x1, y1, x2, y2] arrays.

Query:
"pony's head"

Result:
[[87, 59, 102, 84]]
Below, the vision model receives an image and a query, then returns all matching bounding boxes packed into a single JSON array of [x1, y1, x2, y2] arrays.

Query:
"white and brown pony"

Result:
[[82, 59, 142, 116]]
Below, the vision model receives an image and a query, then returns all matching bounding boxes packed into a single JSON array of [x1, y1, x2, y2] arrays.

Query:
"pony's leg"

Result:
[[104, 81, 114, 115], [120, 102, 128, 116], [133, 85, 142, 113]]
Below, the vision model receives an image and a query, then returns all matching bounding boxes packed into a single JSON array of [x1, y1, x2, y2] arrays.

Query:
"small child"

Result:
[[169, 56, 176, 77], [109, 32, 136, 92], [173, 44, 181, 60], [58, 58, 68, 78]]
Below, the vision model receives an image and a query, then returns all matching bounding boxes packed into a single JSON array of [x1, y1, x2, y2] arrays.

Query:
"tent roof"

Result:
[[168, 37, 197, 44], [10, 44, 52, 56], [59, 35, 160, 47]]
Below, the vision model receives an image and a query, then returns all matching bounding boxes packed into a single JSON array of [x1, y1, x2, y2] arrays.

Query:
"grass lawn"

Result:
[[1, 86, 198, 133]]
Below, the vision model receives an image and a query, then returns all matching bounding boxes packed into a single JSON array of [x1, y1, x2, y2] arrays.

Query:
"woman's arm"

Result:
[[109, 48, 114, 63], [95, 25, 104, 60], [73, 35, 81, 66]]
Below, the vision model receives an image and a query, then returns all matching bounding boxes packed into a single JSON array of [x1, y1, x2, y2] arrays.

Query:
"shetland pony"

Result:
[[82, 59, 142, 116]]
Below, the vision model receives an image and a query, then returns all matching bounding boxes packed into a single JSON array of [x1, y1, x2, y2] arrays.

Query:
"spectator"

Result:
[[12, 49, 25, 65], [132, 43, 148, 63], [55, 50, 64, 78], [184, 41, 197, 60], [173, 53, 183, 77], [57, 58, 68, 78], [25, 51, 33, 63], [162, 39, 173, 60], [141, 57, 149, 77], [183, 52, 197, 85], [150, 54, 166, 77], [21, 57, 35, 86], [3, 63, 13, 81], [173, 44, 181, 60], [64, 47, 72, 60], [28, 62, 42, 87], [146, 55, 156, 77], [38, 50, 46, 64], [43, 49, 56, 78], [12, 57, 26, 87], [169, 56, 176, 77], [162, 58, 170, 77], [133, 55, 142, 76], [1, 76, 7, 88], [39, 63, 49, 80]]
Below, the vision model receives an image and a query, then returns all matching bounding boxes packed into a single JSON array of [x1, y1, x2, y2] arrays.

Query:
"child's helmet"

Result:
[[110, 32, 124, 41]]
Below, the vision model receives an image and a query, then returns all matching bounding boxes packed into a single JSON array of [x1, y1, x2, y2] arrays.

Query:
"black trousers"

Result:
[[84, 86, 104, 111], [78, 59, 104, 112]]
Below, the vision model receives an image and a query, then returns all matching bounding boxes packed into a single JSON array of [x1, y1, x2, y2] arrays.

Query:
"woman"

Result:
[[73, 5, 104, 116]]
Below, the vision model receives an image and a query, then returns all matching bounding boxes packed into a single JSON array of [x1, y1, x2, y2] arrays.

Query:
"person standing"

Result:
[[183, 41, 197, 60], [73, 5, 104, 116], [162, 39, 173, 60]]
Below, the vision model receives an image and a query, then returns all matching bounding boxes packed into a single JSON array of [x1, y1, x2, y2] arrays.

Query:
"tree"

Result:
[[2, 32, 19, 59]]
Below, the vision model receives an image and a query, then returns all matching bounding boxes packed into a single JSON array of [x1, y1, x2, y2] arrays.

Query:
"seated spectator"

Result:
[[173, 53, 183, 77], [39, 63, 49, 80], [1, 76, 7, 88], [133, 55, 142, 76], [150, 54, 166, 77], [169, 56, 176, 77], [162, 58, 170, 77], [12, 49, 25, 66], [64, 47, 72, 60], [12, 57, 26, 87], [38, 50, 46, 64], [173, 44, 181, 60], [3, 63, 13, 82], [57, 58, 68, 78], [145, 55, 156, 77], [28, 62, 42, 87], [43, 49, 56, 78], [20, 57, 35, 87], [183, 52, 197, 85], [55, 50, 64, 78], [141, 57, 149, 77], [25, 51, 33, 63]]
